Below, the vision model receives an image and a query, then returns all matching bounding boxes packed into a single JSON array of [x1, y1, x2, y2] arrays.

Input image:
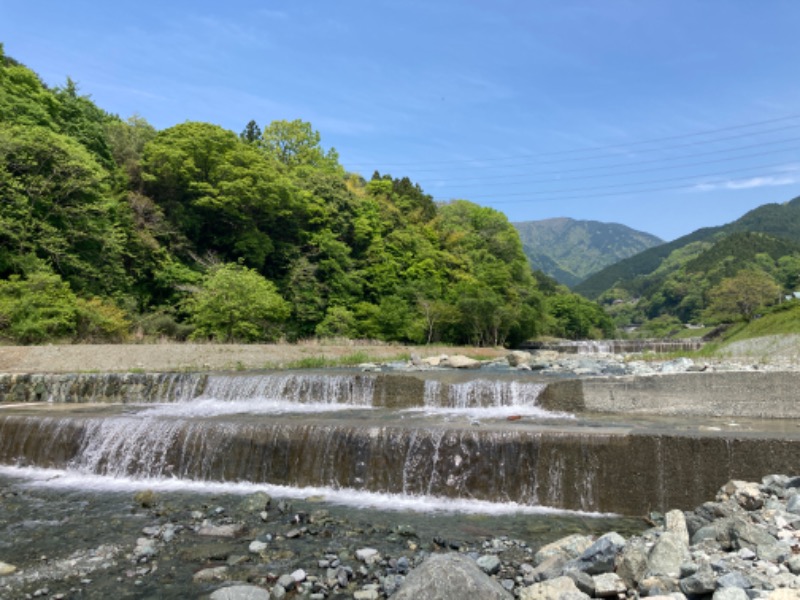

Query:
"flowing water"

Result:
[[2, 370, 800, 597]]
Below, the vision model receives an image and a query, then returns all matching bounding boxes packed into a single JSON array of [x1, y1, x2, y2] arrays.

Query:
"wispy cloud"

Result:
[[694, 173, 800, 192]]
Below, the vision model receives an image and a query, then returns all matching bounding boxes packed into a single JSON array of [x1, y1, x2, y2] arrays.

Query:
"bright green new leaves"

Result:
[[0, 271, 129, 344], [259, 119, 340, 172], [187, 263, 290, 342], [705, 270, 782, 323], [0, 123, 129, 296]]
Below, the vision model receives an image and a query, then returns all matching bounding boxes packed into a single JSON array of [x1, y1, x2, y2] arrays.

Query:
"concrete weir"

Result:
[[1, 370, 799, 515]]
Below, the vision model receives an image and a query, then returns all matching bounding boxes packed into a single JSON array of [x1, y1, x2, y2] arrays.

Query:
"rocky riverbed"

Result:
[[2, 475, 800, 599], [0, 475, 642, 600]]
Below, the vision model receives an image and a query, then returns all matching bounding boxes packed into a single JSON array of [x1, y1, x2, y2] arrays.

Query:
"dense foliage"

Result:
[[0, 47, 612, 345]]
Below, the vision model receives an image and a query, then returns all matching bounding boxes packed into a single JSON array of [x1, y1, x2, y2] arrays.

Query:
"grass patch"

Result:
[[279, 351, 412, 369]]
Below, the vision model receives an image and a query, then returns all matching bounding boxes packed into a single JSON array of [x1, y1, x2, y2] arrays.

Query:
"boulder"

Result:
[[592, 572, 626, 597], [507, 351, 533, 367], [615, 537, 649, 588], [392, 553, 512, 600], [718, 480, 765, 511], [567, 532, 626, 575], [441, 355, 482, 369], [519, 576, 589, 600], [647, 532, 690, 578], [713, 589, 749, 600], [665, 509, 690, 547], [534, 534, 593, 566]]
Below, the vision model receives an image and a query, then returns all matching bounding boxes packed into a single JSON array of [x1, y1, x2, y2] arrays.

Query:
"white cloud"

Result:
[[694, 173, 799, 192]]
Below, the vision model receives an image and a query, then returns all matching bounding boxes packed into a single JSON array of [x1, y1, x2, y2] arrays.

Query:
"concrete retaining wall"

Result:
[[540, 372, 800, 418]]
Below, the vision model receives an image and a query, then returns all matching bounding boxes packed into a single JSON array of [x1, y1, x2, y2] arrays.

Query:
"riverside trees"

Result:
[[0, 48, 612, 344]]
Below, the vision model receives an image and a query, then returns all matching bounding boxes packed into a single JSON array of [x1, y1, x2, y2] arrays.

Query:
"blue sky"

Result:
[[3, 1, 800, 241]]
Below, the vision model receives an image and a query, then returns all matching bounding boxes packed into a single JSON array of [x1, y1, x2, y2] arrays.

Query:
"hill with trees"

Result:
[[0, 46, 613, 345], [576, 198, 800, 333], [514, 218, 663, 287]]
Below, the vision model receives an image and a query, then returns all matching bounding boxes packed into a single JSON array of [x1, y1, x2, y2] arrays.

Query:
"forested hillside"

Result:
[[514, 217, 663, 287], [578, 199, 800, 333], [0, 47, 613, 345]]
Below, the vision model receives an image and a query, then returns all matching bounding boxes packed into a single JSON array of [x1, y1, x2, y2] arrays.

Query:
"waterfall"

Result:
[[420, 379, 570, 419]]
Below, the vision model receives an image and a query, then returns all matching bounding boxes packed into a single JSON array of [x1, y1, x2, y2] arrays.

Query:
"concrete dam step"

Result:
[[1, 410, 798, 516]]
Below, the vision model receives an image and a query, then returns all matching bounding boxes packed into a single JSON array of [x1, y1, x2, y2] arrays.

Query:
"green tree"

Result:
[[259, 119, 340, 171], [187, 263, 290, 342], [705, 270, 782, 322], [0, 272, 79, 344], [240, 119, 261, 144]]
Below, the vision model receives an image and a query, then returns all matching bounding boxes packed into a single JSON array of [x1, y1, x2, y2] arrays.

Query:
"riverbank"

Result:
[[0, 343, 508, 374]]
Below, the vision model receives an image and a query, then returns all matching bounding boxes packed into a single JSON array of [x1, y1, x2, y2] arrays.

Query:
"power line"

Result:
[[345, 113, 800, 169], [435, 161, 800, 203], [423, 135, 800, 184]]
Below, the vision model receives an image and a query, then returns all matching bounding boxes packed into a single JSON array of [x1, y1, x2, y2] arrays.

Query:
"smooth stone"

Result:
[[441, 355, 481, 369], [197, 523, 245, 538], [249, 540, 268, 554], [0, 561, 17, 576], [210, 585, 270, 600], [355, 548, 380, 565], [193, 566, 229, 582], [240, 492, 271, 513], [392, 553, 512, 600], [519, 576, 589, 600], [713, 589, 750, 600], [592, 572, 626, 597], [476, 554, 502, 575]]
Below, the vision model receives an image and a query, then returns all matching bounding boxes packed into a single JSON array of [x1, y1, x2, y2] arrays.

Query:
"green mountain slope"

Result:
[[513, 218, 664, 287], [574, 196, 800, 329], [575, 196, 800, 300]]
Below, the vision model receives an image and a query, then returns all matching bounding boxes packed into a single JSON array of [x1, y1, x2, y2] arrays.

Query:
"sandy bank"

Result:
[[0, 342, 508, 374]]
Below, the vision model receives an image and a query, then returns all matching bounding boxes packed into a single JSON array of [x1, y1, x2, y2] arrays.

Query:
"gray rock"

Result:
[[665, 509, 690, 547], [392, 553, 512, 600], [529, 555, 566, 582], [276, 574, 296, 589], [210, 585, 270, 600], [639, 576, 679, 595], [534, 534, 593, 566], [713, 589, 750, 600], [729, 518, 776, 551], [240, 491, 271, 513], [592, 572, 626, 597], [678, 563, 715, 595], [564, 569, 595, 596], [475, 554, 502, 575], [647, 532, 691, 578], [381, 574, 405, 596], [717, 571, 753, 589], [787, 555, 800, 575], [507, 351, 533, 367], [441, 355, 481, 369], [519, 576, 589, 600], [786, 494, 800, 515], [616, 536, 649, 588], [569, 532, 626, 575], [270, 585, 286, 600], [719, 480, 764, 511], [356, 548, 380, 565]]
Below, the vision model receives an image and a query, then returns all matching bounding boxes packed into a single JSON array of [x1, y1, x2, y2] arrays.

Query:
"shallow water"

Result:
[[0, 471, 645, 599]]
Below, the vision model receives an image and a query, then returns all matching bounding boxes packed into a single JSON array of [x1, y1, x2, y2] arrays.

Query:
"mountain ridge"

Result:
[[513, 217, 664, 287]]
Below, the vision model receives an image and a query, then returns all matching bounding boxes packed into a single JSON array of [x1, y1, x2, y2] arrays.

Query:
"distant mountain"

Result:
[[513, 218, 664, 287], [575, 195, 800, 300]]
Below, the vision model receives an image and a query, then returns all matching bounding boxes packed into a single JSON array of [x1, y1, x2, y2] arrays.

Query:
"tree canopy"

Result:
[[0, 50, 614, 345]]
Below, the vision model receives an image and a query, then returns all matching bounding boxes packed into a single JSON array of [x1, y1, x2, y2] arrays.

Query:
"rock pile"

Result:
[[388, 475, 800, 600]]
